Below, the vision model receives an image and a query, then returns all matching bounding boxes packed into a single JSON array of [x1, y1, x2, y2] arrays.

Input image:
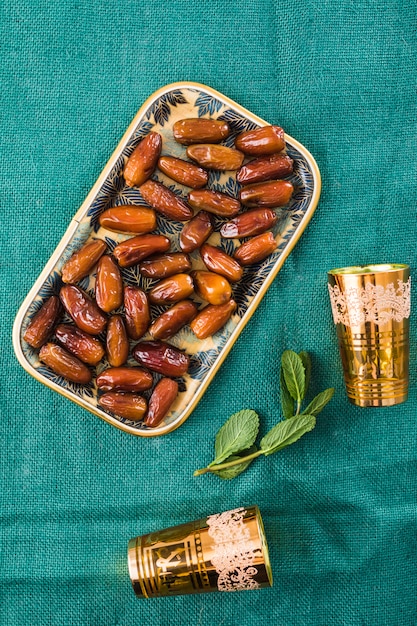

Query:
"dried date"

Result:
[[139, 253, 191, 279], [113, 234, 170, 268], [23, 296, 62, 349], [173, 118, 229, 145], [123, 131, 162, 187], [61, 239, 107, 284], [179, 211, 213, 253], [132, 341, 190, 377], [39, 343, 92, 384], [55, 324, 105, 365], [149, 300, 198, 340], [139, 179, 193, 221], [106, 315, 129, 367], [234, 232, 278, 266], [190, 300, 237, 340], [124, 286, 150, 340], [98, 392, 147, 421], [96, 367, 153, 392], [95, 255, 123, 313], [200, 244, 243, 283], [145, 378, 179, 428], [98, 206, 156, 235], [158, 155, 208, 188], [220, 208, 277, 239], [235, 125, 285, 155], [186, 144, 244, 170], [148, 274, 194, 305], [60, 285, 107, 335]]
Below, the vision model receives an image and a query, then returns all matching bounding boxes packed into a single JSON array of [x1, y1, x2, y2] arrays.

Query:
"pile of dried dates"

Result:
[[24, 119, 294, 428]]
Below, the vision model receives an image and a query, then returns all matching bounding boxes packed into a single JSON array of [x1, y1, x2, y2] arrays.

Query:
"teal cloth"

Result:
[[1, 1, 417, 624]]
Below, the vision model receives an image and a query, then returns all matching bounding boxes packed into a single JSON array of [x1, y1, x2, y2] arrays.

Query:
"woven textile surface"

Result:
[[1, 1, 417, 624]]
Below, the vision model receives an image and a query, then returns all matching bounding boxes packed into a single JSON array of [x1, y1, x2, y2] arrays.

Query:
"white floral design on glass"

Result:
[[206, 507, 260, 592], [328, 278, 411, 326]]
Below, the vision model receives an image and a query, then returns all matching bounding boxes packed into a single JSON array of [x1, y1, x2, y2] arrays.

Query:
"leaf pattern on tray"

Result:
[[195, 93, 223, 117]]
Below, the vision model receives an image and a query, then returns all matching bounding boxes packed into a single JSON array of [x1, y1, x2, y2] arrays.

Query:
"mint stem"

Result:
[[193, 449, 263, 477]]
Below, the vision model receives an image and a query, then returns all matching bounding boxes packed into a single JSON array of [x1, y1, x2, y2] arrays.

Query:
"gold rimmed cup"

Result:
[[328, 264, 411, 407], [127, 506, 273, 598]]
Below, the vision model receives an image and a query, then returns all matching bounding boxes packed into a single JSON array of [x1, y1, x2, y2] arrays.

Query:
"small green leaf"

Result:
[[298, 351, 312, 394], [211, 409, 259, 465], [301, 388, 334, 417], [211, 446, 257, 480], [280, 367, 294, 419], [260, 414, 316, 456], [281, 350, 306, 403]]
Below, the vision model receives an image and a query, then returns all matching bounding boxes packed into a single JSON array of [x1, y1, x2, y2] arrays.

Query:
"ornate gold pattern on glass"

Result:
[[328, 264, 410, 407], [127, 506, 272, 598]]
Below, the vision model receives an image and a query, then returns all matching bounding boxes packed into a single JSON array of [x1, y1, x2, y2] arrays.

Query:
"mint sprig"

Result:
[[194, 350, 334, 480]]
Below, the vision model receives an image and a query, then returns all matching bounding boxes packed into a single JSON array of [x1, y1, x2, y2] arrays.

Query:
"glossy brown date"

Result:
[[60, 285, 107, 335], [96, 367, 153, 392], [239, 180, 294, 208], [145, 378, 179, 428], [186, 144, 244, 170], [149, 300, 198, 340], [123, 131, 162, 187], [234, 125, 285, 155], [139, 253, 191, 279], [200, 244, 243, 283], [220, 208, 277, 239], [95, 256, 123, 313], [132, 341, 190, 377], [187, 189, 240, 218], [190, 300, 237, 340], [148, 273, 194, 305], [98, 206, 156, 234], [113, 234, 170, 268], [98, 392, 147, 421], [192, 270, 231, 306], [237, 153, 293, 184], [234, 232, 277, 266], [179, 211, 213, 253], [158, 156, 208, 188], [61, 239, 107, 284], [124, 286, 150, 340], [106, 315, 129, 367], [139, 180, 193, 221], [23, 296, 62, 349], [39, 343, 92, 384], [55, 324, 105, 365], [172, 118, 230, 145]]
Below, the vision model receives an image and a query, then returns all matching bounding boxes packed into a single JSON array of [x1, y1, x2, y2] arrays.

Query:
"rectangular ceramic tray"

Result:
[[13, 82, 321, 436]]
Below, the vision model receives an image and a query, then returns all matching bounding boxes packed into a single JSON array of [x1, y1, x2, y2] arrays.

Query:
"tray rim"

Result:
[[12, 81, 322, 437]]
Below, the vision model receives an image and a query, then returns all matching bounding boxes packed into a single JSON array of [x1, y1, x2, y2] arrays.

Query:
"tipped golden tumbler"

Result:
[[328, 264, 410, 407], [128, 506, 272, 598]]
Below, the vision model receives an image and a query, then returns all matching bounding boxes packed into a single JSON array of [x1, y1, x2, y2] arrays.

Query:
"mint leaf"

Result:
[[212, 446, 257, 480], [280, 367, 294, 419], [298, 351, 312, 394], [281, 350, 306, 403], [301, 388, 334, 417], [211, 409, 259, 465], [260, 414, 316, 456]]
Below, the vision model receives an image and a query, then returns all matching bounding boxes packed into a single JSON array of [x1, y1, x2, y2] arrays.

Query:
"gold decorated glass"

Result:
[[127, 506, 272, 598], [328, 264, 410, 407]]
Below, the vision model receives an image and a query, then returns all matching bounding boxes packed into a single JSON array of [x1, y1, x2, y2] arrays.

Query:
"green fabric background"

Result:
[[1, 1, 416, 624]]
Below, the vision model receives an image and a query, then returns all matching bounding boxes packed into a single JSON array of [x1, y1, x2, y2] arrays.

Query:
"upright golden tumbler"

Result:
[[128, 506, 272, 598], [328, 264, 410, 407]]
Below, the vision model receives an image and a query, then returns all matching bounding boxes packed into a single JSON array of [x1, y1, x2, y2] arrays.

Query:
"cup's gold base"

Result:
[[346, 377, 409, 407]]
